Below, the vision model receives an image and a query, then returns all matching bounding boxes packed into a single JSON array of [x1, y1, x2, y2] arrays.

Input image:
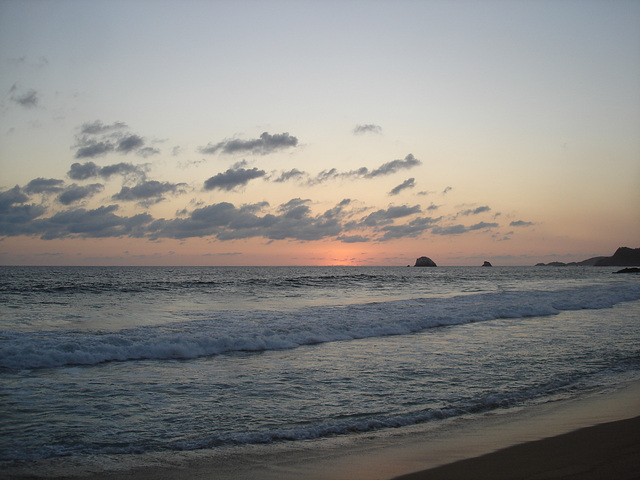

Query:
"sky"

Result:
[[0, 0, 638, 266]]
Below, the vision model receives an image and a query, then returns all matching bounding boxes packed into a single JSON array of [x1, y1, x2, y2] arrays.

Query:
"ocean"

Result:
[[1, 265, 639, 473]]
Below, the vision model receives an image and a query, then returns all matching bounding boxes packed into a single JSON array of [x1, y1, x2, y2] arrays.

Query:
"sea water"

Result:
[[1, 266, 639, 468]]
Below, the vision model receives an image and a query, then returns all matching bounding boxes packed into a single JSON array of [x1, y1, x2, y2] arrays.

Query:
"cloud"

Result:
[[112, 180, 186, 203], [30, 206, 153, 240], [337, 234, 370, 243], [361, 204, 422, 227], [10, 87, 39, 108], [0, 186, 28, 209], [264, 200, 343, 241], [366, 154, 421, 177], [100, 162, 147, 179], [510, 220, 535, 227], [204, 167, 266, 191], [353, 124, 382, 135], [7, 56, 48, 68], [272, 168, 306, 183], [149, 202, 238, 239], [73, 121, 157, 158], [68, 162, 147, 180], [146, 198, 348, 242], [279, 198, 311, 218], [199, 132, 298, 155], [310, 154, 421, 185], [67, 162, 100, 180], [432, 221, 498, 235], [389, 178, 415, 195], [1, 166, 507, 243], [468, 221, 498, 230], [0, 186, 47, 235], [379, 216, 440, 241], [432, 224, 468, 235], [459, 205, 491, 216], [57, 184, 103, 205], [75, 142, 114, 159], [442, 186, 452, 195], [79, 121, 128, 135], [312, 168, 342, 184], [24, 178, 64, 194], [117, 135, 144, 153], [137, 146, 161, 158]]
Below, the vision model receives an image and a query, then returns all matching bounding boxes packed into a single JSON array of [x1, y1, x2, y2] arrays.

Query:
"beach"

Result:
[[394, 416, 640, 480]]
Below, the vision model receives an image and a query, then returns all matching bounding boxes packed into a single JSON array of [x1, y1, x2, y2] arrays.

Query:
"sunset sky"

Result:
[[1, 0, 638, 266]]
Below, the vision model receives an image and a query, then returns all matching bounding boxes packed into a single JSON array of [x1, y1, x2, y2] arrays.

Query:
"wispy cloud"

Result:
[[308, 154, 422, 185], [469, 221, 498, 230], [366, 154, 421, 177], [510, 220, 535, 227], [353, 124, 382, 135], [389, 178, 415, 196], [459, 205, 491, 216], [432, 221, 498, 235], [6, 56, 49, 68], [9, 84, 39, 108], [80, 121, 127, 135], [271, 168, 306, 183], [199, 132, 298, 155]]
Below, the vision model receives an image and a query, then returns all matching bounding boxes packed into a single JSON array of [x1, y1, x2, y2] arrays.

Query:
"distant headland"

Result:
[[535, 247, 640, 267]]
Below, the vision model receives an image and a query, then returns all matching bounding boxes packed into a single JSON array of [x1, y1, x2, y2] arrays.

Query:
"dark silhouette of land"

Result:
[[536, 247, 640, 267]]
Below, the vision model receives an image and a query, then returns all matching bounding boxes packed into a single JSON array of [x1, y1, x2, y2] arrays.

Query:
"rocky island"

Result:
[[414, 256, 437, 267]]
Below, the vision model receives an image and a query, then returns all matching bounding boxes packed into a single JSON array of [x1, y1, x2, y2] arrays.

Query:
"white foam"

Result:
[[1, 283, 638, 370]]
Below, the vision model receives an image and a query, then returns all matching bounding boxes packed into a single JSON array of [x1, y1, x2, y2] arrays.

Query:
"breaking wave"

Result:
[[2, 283, 638, 370]]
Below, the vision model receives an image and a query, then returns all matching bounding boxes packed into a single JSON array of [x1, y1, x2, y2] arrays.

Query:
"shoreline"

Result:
[[393, 415, 640, 480], [5, 379, 640, 479]]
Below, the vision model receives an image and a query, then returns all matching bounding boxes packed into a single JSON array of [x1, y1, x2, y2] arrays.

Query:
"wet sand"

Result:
[[393, 416, 640, 480]]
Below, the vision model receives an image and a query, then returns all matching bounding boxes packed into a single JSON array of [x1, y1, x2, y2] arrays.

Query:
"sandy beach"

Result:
[[5, 379, 639, 480], [393, 416, 640, 480]]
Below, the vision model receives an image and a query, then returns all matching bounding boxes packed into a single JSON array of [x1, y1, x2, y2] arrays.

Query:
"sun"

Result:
[[317, 243, 364, 266]]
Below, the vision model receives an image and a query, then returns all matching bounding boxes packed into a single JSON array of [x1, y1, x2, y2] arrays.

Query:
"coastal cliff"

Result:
[[536, 247, 640, 267], [594, 247, 640, 266]]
